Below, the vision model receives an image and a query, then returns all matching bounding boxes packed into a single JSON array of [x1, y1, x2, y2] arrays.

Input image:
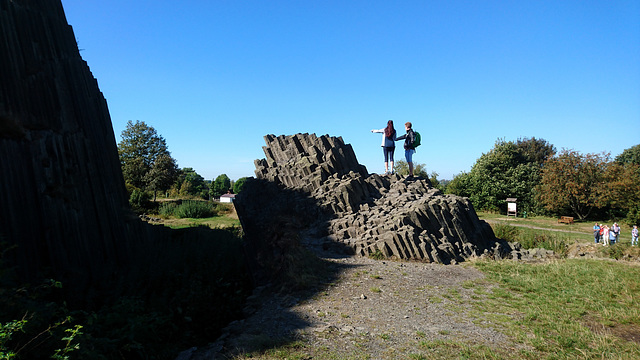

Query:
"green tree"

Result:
[[536, 150, 609, 220], [211, 174, 231, 198], [446, 172, 472, 198], [610, 145, 640, 225], [233, 177, 248, 194], [394, 160, 428, 178], [615, 144, 640, 166], [177, 168, 207, 198], [144, 154, 178, 201], [117, 120, 176, 191], [515, 137, 556, 165], [446, 138, 554, 214]]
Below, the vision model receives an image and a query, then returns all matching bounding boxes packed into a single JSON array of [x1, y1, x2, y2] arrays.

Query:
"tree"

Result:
[[446, 172, 472, 198], [211, 174, 231, 198], [233, 177, 248, 194], [615, 144, 640, 166], [515, 137, 556, 165], [452, 139, 547, 213], [117, 120, 175, 190], [177, 167, 207, 198], [536, 150, 609, 220], [144, 154, 178, 201], [394, 160, 428, 178], [611, 144, 640, 225]]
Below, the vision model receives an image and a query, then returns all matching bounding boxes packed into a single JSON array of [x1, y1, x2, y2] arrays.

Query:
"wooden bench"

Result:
[[558, 216, 574, 224]]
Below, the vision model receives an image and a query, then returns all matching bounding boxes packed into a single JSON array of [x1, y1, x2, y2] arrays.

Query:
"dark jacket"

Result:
[[396, 129, 415, 150]]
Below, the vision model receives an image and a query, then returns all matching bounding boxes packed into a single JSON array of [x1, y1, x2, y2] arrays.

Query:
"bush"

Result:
[[491, 223, 567, 255], [158, 202, 178, 217], [519, 233, 567, 256], [492, 223, 520, 242], [129, 189, 152, 214], [215, 202, 234, 215], [174, 201, 217, 219]]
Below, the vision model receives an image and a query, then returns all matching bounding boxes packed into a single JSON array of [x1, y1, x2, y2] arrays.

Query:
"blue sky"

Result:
[[60, 0, 639, 181]]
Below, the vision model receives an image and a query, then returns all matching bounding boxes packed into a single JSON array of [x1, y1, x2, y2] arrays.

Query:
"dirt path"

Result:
[[483, 218, 589, 235], [179, 246, 526, 360]]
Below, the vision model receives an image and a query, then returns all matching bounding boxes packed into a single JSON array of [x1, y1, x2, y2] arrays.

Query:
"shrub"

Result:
[[491, 223, 567, 255], [519, 233, 568, 256], [129, 189, 152, 214], [215, 203, 234, 215], [158, 202, 178, 217], [174, 201, 217, 219], [492, 223, 520, 242]]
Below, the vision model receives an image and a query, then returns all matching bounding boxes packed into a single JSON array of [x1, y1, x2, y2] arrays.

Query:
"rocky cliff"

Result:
[[236, 133, 507, 268], [0, 0, 149, 298]]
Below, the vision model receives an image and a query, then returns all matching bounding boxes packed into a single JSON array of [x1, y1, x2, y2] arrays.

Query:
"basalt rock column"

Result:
[[0, 0, 141, 296], [236, 133, 500, 265]]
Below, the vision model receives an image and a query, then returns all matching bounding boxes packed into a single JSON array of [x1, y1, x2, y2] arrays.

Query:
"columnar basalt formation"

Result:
[[0, 0, 148, 297], [254, 133, 367, 193], [237, 133, 510, 265]]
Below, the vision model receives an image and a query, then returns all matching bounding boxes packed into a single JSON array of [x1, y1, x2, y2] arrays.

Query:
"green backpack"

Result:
[[412, 131, 421, 148]]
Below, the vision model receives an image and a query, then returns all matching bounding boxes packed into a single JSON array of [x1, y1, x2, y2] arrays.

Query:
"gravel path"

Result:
[[179, 248, 523, 360]]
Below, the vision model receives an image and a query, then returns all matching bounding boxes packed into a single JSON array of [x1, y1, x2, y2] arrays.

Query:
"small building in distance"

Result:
[[220, 194, 236, 203]]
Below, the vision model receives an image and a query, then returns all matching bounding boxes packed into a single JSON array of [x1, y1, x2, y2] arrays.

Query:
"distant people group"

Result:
[[593, 222, 637, 246], [371, 120, 418, 178]]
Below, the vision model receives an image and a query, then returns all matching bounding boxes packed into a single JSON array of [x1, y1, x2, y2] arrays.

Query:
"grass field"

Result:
[[154, 202, 242, 230], [469, 259, 640, 359], [161, 215, 241, 229], [478, 212, 636, 245]]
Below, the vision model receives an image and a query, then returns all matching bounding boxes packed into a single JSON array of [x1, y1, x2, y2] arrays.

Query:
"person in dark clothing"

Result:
[[395, 122, 416, 178]]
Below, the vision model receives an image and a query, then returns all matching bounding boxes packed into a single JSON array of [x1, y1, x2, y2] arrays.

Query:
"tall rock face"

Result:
[[236, 133, 500, 268], [0, 0, 141, 295]]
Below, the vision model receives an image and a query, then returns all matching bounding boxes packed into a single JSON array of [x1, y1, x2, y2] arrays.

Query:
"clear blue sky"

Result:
[[60, 0, 639, 181]]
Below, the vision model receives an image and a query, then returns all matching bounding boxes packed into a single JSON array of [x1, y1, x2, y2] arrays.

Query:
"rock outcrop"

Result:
[[0, 0, 151, 300], [236, 133, 502, 266]]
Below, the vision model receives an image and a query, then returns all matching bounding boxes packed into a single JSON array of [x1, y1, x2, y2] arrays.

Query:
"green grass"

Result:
[[490, 222, 574, 255], [163, 215, 241, 229], [478, 211, 636, 241], [470, 258, 640, 359]]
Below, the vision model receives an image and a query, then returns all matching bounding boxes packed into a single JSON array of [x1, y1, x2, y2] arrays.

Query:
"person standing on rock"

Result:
[[371, 120, 397, 175], [395, 122, 416, 178]]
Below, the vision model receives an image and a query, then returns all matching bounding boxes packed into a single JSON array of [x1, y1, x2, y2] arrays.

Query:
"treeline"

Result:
[[117, 120, 248, 211], [444, 138, 640, 225]]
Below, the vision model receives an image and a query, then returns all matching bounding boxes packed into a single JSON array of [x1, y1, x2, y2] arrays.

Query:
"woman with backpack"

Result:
[[396, 122, 417, 179], [371, 120, 397, 175]]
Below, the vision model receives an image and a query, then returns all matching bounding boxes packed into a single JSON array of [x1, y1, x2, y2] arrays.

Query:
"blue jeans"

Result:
[[405, 149, 415, 163]]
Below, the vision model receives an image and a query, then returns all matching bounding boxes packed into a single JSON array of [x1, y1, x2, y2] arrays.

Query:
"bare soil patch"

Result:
[[180, 251, 525, 359]]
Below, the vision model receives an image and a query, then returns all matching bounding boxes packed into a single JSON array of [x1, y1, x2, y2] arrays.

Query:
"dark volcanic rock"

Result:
[[236, 133, 503, 266], [0, 0, 154, 301]]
